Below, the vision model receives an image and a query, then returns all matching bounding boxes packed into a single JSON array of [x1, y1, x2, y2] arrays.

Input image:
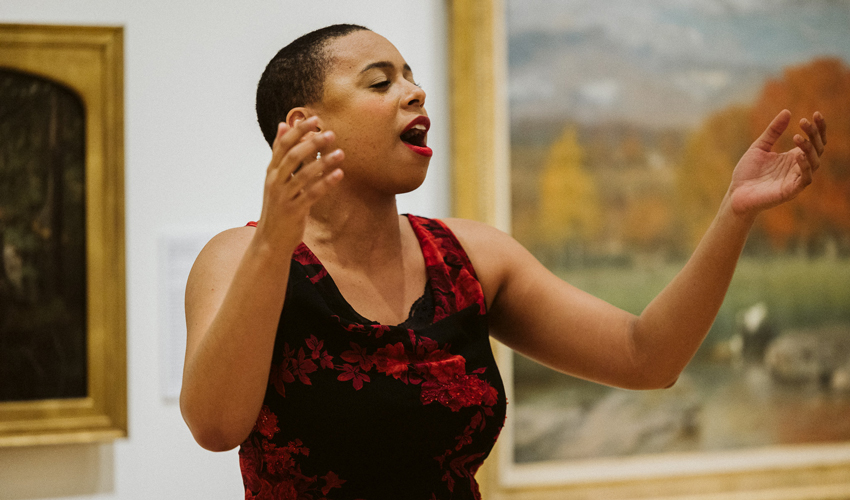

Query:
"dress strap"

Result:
[[405, 214, 487, 320]]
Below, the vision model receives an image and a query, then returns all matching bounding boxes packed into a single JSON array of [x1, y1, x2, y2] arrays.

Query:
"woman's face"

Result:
[[310, 30, 430, 195]]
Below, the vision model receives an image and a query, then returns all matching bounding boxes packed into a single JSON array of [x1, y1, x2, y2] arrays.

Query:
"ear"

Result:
[[286, 107, 323, 142]]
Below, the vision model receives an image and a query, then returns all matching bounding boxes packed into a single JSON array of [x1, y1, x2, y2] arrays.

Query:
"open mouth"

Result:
[[400, 117, 432, 157], [400, 125, 428, 147]]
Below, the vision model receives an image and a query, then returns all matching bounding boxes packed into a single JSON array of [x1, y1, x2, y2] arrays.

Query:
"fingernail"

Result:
[[328, 149, 343, 159]]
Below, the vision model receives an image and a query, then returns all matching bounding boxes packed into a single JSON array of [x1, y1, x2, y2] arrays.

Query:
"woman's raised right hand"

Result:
[[180, 117, 344, 451], [256, 116, 345, 253]]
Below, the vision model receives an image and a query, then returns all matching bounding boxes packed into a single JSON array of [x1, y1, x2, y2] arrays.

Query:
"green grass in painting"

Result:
[[558, 256, 850, 344]]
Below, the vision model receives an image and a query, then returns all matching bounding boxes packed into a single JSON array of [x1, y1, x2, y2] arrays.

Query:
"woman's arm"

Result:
[[449, 110, 827, 390], [180, 117, 344, 451]]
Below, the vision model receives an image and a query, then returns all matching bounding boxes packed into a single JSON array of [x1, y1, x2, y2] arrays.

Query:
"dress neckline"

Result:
[[295, 214, 434, 328]]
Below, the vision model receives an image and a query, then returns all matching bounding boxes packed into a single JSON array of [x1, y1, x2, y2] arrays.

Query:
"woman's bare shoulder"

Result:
[[187, 226, 256, 293], [441, 217, 520, 259], [204, 225, 255, 250], [441, 217, 506, 239], [194, 226, 255, 267]]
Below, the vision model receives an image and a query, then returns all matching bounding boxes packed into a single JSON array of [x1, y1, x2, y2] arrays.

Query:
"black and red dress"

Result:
[[239, 215, 507, 500]]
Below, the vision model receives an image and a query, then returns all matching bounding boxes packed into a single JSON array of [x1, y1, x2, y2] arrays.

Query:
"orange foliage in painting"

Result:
[[749, 58, 850, 252], [678, 57, 850, 254]]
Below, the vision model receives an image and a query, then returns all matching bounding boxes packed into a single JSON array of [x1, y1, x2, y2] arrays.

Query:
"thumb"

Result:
[[751, 109, 791, 152]]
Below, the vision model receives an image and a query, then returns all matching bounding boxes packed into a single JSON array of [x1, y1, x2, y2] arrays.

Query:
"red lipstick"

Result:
[[401, 116, 432, 157]]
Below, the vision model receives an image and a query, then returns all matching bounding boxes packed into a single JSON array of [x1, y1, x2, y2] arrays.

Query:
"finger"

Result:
[[288, 148, 344, 194], [796, 150, 813, 188], [752, 109, 791, 152], [283, 131, 336, 179], [794, 135, 820, 172], [814, 111, 827, 146], [295, 168, 344, 203], [266, 122, 290, 171], [799, 118, 824, 157], [269, 117, 320, 173], [300, 148, 344, 179]]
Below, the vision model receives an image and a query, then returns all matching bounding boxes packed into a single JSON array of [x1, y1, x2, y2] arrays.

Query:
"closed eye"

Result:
[[370, 80, 390, 89]]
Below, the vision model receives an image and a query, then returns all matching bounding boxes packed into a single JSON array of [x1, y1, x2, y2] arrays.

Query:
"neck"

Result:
[[303, 186, 405, 269]]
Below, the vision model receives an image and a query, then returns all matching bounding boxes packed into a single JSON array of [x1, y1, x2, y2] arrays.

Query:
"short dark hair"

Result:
[[256, 24, 370, 147]]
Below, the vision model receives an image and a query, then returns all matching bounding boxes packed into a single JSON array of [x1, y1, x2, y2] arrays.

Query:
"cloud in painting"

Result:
[[507, 0, 850, 127]]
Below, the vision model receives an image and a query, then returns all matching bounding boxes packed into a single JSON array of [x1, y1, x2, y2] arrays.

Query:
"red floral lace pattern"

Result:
[[240, 406, 348, 500], [258, 331, 501, 498], [269, 331, 498, 406], [409, 216, 486, 322]]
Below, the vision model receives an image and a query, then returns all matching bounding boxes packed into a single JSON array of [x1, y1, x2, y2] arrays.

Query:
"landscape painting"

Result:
[[506, 0, 850, 466]]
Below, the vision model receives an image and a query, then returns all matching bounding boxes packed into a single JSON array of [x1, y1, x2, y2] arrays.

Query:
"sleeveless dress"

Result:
[[239, 215, 507, 500]]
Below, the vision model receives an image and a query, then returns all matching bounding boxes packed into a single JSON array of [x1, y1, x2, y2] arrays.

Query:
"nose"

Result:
[[404, 80, 426, 108]]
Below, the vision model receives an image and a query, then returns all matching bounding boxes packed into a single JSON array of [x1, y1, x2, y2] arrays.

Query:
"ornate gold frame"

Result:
[[448, 2, 850, 498], [0, 24, 126, 446]]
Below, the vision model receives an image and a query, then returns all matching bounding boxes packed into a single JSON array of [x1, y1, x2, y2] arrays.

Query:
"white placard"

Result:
[[158, 229, 218, 401]]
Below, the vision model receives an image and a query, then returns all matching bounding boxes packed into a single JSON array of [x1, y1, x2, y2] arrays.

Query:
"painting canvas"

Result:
[[0, 68, 88, 402], [505, 0, 850, 472]]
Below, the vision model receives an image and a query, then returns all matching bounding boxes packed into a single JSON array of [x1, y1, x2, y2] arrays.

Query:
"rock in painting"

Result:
[[764, 325, 850, 388]]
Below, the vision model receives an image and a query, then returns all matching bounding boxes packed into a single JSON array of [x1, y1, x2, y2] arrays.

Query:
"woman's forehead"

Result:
[[325, 31, 408, 76]]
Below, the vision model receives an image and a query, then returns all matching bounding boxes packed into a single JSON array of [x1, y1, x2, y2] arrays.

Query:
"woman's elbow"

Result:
[[619, 351, 683, 390], [628, 370, 682, 390], [180, 395, 249, 452], [190, 426, 245, 452]]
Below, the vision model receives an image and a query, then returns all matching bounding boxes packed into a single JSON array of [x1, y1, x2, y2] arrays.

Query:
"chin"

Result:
[[395, 164, 429, 194], [393, 175, 427, 195]]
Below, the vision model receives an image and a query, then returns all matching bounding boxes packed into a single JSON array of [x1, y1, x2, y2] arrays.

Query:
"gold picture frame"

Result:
[[0, 24, 126, 446], [448, 1, 850, 498]]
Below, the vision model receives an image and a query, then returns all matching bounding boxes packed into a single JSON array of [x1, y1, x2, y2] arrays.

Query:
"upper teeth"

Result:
[[411, 124, 426, 131]]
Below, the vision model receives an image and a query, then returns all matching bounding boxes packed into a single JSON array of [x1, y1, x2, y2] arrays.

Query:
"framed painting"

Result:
[[449, 1, 850, 498], [0, 24, 126, 446]]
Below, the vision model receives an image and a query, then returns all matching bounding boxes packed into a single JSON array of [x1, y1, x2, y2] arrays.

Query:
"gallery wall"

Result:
[[0, 1, 449, 498]]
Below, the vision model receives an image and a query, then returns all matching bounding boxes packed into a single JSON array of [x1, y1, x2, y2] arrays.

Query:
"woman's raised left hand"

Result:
[[728, 109, 827, 217]]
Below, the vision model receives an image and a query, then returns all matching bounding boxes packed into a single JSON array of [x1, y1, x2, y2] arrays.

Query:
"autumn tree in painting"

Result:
[[536, 126, 601, 265], [750, 58, 850, 255], [676, 57, 850, 256], [676, 106, 752, 251]]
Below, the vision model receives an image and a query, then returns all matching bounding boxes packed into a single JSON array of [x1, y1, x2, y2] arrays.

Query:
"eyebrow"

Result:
[[360, 61, 412, 74]]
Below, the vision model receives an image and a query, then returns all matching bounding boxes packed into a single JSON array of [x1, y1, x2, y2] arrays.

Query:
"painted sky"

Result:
[[507, 0, 850, 128]]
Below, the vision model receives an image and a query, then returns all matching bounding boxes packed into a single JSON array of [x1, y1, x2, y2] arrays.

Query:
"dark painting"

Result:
[[0, 68, 88, 401]]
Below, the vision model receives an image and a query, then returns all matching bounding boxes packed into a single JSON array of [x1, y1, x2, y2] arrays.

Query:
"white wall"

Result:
[[0, 1, 449, 498]]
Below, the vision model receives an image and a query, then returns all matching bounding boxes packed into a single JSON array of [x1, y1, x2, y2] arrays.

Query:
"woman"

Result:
[[180, 24, 827, 499]]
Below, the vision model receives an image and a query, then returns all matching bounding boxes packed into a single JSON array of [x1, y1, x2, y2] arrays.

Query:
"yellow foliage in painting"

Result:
[[537, 126, 601, 246], [676, 106, 751, 250]]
